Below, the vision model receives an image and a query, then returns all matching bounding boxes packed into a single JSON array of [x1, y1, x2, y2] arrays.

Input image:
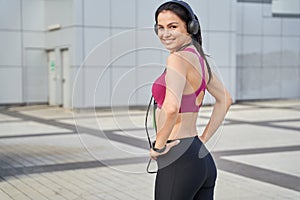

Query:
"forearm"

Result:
[[201, 100, 231, 143]]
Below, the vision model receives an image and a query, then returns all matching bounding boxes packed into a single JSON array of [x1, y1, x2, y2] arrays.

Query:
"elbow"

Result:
[[163, 103, 179, 117], [216, 90, 232, 111], [225, 91, 233, 110]]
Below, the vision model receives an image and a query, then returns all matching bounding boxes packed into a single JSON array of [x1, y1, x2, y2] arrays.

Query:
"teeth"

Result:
[[164, 40, 173, 43]]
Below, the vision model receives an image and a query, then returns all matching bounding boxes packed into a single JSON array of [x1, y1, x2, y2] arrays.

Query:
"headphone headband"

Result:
[[169, 0, 196, 21], [154, 0, 199, 35]]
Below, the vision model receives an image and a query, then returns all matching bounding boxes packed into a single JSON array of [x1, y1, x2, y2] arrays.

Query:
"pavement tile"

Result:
[[0, 100, 299, 199], [0, 189, 13, 200], [215, 170, 300, 200]]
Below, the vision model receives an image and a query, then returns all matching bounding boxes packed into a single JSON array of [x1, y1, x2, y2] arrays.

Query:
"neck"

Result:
[[173, 42, 192, 53]]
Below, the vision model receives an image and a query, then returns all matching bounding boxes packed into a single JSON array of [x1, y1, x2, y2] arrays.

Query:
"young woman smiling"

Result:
[[149, 1, 232, 199]]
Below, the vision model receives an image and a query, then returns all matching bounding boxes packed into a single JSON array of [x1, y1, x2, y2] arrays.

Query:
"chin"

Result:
[[163, 43, 178, 52], [165, 46, 175, 52]]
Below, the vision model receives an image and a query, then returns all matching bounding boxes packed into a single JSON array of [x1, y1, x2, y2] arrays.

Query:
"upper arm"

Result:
[[163, 53, 187, 111]]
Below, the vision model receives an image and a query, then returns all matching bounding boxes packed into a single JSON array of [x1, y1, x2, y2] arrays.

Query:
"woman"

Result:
[[150, 1, 232, 199]]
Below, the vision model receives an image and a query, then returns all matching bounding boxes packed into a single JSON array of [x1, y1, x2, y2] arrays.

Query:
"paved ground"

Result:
[[0, 100, 299, 200]]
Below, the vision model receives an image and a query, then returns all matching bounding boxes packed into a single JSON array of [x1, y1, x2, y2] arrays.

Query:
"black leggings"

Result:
[[155, 136, 217, 200]]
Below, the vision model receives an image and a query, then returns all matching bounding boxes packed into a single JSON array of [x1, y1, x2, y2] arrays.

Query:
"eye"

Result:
[[157, 26, 164, 31], [170, 26, 177, 29]]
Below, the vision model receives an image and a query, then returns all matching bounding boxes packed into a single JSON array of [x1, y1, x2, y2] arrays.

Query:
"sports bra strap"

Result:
[[183, 48, 206, 83]]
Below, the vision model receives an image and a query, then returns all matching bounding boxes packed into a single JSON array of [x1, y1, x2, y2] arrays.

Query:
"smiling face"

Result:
[[157, 10, 191, 52]]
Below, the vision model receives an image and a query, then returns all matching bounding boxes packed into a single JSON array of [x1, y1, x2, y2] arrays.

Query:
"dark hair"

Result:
[[155, 2, 212, 83]]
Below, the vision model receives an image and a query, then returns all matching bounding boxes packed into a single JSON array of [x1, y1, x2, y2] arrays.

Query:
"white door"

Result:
[[61, 49, 71, 108], [24, 49, 47, 103], [48, 50, 57, 105]]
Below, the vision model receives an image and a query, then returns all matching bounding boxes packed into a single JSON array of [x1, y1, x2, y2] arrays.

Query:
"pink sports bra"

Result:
[[152, 48, 206, 113]]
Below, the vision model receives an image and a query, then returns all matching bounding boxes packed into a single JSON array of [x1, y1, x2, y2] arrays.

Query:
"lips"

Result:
[[162, 39, 175, 45]]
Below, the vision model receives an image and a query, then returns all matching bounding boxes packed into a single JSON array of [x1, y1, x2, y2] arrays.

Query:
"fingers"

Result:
[[198, 135, 206, 143], [149, 140, 181, 159], [151, 156, 157, 160], [166, 139, 180, 149], [149, 149, 158, 160]]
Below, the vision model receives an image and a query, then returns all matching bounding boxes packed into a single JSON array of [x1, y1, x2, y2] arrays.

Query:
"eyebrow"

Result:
[[158, 22, 179, 27]]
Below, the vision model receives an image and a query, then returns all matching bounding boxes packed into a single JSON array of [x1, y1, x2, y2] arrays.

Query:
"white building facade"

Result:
[[0, 0, 299, 108]]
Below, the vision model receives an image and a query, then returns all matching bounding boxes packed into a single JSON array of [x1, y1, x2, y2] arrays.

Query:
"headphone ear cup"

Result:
[[154, 24, 158, 35], [188, 20, 199, 35]]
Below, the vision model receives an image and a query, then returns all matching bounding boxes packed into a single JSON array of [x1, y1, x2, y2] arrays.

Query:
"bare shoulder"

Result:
[[166, 52, 191, 72], [167, 52, 186, 64]]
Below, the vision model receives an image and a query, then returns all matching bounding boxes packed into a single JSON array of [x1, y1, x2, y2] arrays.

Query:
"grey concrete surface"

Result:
[[0, 100, 299, 199]]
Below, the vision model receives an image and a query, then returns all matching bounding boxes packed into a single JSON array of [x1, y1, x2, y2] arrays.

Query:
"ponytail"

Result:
[[192, 16, 212, 84]]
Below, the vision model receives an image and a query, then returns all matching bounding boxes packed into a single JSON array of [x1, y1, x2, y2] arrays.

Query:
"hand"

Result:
[[198, 135, 206, 143], [150, 140, 180, 160]]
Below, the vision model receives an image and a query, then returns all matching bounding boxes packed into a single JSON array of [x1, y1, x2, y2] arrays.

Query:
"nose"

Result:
[[162, 29, 171, 38]]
